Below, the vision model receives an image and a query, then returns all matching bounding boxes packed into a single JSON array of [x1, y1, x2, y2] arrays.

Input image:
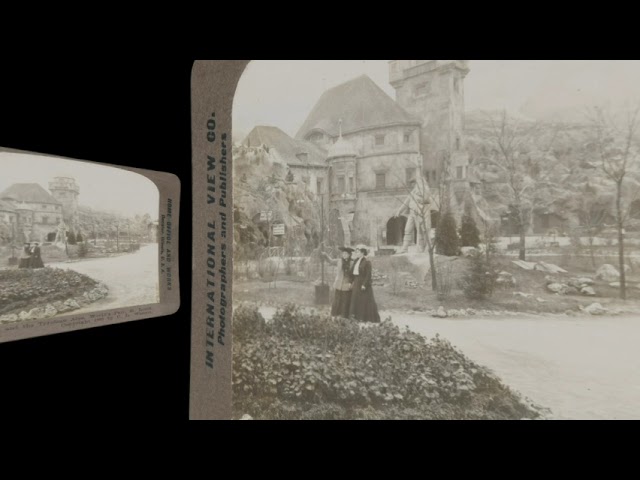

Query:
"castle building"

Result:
[[242, 60, 482, 250], [0, 176, 80, 244]]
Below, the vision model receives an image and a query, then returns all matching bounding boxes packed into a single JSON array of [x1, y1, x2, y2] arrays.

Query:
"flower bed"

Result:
[[0, 267, 108, 321], [233, 303, 544, 420]]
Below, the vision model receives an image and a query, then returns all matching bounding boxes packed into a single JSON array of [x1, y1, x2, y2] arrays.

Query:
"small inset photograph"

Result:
[[231, 60, 640, 420], [0, 151, 161, 326]]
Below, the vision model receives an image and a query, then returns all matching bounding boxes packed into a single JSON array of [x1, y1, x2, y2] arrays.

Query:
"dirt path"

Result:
[[257, 306, 640, 420], [47, 244, 159, 312]]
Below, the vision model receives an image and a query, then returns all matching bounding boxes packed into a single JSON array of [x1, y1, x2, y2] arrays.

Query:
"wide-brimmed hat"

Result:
[[338, 246, 354, 253], [355, 245, 369, 256]]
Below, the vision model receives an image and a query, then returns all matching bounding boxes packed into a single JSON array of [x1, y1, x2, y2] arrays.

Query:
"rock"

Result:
[[433, 306, 448, 318], [536, 297, 546, 303], [585, 302, 608, 315], [19, 311, 30, 321], [565, 286, 580, 296], [544, 275, 559, 285], [64, 299, 81, 310], [461, 247, 479, 257], [535, 262, 568, 274], [624, 265, 631, 274], [496, 271, 516, 287], [609, 282, 620, 288], [43, 304, 58, 318], [512, 260, 537, 270], [28, 307, 46, 320], [576, 277, 594, 286], [466, 308, 476, 315], [513, 292, 533, 298], [628, 257, 640, 272], [0, 314, 19, 323], [240, 414, 253, 420], [565, 309, 577, 316], [580, 286, 596, 296], [596, 264, 620, 282], [546, 283, 567, 294]]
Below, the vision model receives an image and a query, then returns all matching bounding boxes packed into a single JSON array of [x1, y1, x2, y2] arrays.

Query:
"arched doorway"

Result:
[[386, 216, 417, 246]]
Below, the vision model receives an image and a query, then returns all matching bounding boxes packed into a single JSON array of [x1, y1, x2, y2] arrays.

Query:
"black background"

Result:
[[0, 58, 194, 421]]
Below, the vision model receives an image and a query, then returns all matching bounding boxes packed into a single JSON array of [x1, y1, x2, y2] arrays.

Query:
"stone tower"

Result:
[[389, 60, 470, 184], [49, 176, 80, 233]]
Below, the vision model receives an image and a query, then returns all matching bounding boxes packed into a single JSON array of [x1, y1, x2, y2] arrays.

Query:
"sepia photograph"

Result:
[[229, 60, 640, 420], [0, 151, 161, 330]]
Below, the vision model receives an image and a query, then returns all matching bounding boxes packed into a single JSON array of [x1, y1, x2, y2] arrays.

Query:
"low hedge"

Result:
[[233, 303, 542, 420]]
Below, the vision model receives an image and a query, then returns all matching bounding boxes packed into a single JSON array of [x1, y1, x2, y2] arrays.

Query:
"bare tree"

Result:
[[587, 105, 640, 300], [479, 111, 561, 261], [575, 183, 612, 270], [392, 155, 452, 291]]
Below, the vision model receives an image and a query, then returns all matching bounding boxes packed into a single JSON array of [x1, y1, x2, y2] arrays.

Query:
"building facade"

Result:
[[243, 60, 478, 250], [0, 177, 80, 244]]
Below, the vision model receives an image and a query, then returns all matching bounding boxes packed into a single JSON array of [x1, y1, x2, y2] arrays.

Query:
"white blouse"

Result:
[[353, 257, 363, 275]]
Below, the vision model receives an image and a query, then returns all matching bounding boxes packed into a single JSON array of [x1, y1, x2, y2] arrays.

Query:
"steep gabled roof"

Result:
[[244, 126, 327, 167], [0, 183, 61, 205], [296, 75, 420, 140]]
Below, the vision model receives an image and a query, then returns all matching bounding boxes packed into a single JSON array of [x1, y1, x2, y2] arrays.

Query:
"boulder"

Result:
[[466, 308, 477, 316], [43, 304, 58, 318], [461, 247, 479, 257], [628, 257, 640, 272], [580, 286, 596, 296], [584, 302, 608, 315], [0, 314, 19, 323], [433, 306, 448, 318], [609, 282, 620, 288], [496, 271, 516, 287], [565, 286, 580, 296], [28, 307, 46, 320], [536, 297, 546, 303], [576, 277, 594, 286], [240, 414, 253, 420], [544, 275, 559, 285], [19, 311, 31, 321], [596, 264, 620, 282], [64, 298, 81, 310], [546, 283, 567, 294], [535, 262, 568, 274]]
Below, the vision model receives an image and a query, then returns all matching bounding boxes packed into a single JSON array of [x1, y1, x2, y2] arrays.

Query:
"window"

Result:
[[348, 176, 354, 193], [457, 166, 463, 179], [456, 137, 461, 150], [317, 178, 323, 194], [308, 132, 324, 144], [404, 132, 412, 144], [337, 176, 345, 194], [375, 134, 385, 146], [376, 173, 386, 190], [406, 167, 417, 185], [454, 78, 459, 93]]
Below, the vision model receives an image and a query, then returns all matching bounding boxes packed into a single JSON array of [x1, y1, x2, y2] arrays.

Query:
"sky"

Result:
[[0, 151, 159, 218], [233, 60, 640, 140]]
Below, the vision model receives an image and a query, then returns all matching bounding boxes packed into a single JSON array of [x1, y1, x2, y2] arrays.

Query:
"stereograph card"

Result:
[[190, 60, 640, 421], [0, 146, 180, 344]]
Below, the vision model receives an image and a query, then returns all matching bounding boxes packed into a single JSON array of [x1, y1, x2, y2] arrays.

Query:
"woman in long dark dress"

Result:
[[349, 247, 381, 323], [322, 246, 354, 318], [29, 242, 44, 268]]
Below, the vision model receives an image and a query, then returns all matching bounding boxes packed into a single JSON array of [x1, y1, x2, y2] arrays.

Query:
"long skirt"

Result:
[[30, 256, 44, 268], [331, 290, 352, 318], [18, 257, 31, 269], [349, 279, 381, 323]]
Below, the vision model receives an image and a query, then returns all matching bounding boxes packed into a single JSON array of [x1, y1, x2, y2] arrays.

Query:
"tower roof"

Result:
[[296, 75, 420, 140], [243, 126, 327, 167], [0, 183, 61, 205]]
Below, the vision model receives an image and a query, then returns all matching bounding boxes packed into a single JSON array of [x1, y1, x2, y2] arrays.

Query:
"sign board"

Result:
[[260, 210, 273, 222], [272, 224, 285, 236]]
